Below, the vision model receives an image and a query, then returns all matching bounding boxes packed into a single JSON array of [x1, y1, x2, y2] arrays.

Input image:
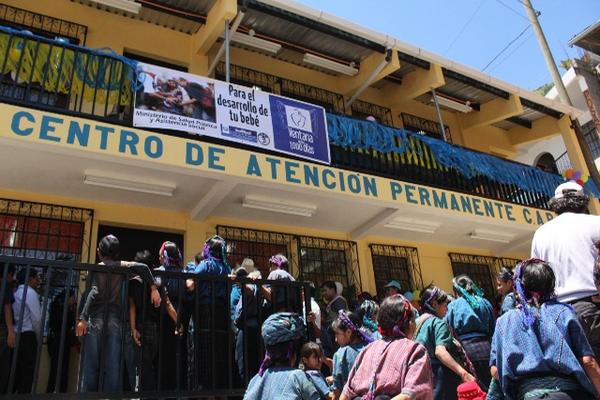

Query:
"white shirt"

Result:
[[531, 212, 600, 302], [12, 284, 42, 335], [310, 298, 321, 331]]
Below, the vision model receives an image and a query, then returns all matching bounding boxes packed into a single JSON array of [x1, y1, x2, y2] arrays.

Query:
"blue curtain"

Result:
[[326, 113, 600, 199]]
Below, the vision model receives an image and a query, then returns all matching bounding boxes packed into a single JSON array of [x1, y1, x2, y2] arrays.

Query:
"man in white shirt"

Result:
[[12, 268, 41, 393], [531, 181, 600, 358]]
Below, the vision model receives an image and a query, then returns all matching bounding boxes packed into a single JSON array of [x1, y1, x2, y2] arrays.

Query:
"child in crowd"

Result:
[[301, 342, 333, 400], [330, 310, 373, 398], [341, 294, 433, 400], [496, 268, 516, 316], [491, 259, 600, 400], [356, 299, 381, 341], [414, 286, 475, 400], [445, 275, 495, 391], [244, 312, 319, 400]]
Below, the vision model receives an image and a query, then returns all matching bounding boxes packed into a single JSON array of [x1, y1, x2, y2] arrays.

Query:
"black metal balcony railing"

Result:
[[0, 255, 311, 398], [0, 27, 573, 210]]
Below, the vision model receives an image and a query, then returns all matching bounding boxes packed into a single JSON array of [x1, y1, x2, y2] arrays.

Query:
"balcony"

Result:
[[0, 26, 582, 210]]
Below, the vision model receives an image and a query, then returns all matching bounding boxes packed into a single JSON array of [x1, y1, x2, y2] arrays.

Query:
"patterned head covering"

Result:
[[259, 312, 306, 376], [452, 276, 484, 309]]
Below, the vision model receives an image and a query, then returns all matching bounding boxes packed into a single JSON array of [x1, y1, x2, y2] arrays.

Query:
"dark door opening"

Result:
[[96, 225, 184, 268]]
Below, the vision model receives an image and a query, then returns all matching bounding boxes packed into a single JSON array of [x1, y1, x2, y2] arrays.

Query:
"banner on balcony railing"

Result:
[[132, 63, 330, 164]]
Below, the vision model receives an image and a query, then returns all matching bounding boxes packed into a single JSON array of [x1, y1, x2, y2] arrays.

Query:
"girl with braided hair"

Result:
[[444, 275, 494, 391], [357, 300, 381, 341], [414, 286, 475, 400], [341, 294, 432, 400], [490, 259, 600, 400], [329, 310, 373, 398], [496, 267, 516, 316]]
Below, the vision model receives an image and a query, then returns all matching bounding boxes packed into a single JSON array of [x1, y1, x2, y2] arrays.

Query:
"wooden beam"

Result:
[[461, 95, 523, 131], [337, 50, 400, 97], [382, 63, 445, 107], [191, 0, 237, 56]]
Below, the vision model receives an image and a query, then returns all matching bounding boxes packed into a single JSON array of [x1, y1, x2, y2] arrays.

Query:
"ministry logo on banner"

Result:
[[133, 62, 330, 165]]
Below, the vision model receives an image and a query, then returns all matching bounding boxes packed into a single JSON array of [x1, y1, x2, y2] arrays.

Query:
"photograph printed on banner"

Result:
[[134, 63, 217, 130]]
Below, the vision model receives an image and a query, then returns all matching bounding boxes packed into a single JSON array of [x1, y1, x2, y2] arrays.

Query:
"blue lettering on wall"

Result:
[[304, 165, 319, 187], [460, 196, 473, 214], [505, 205, 515, 221], [363, 176, 378, 197], [432, 190, 448, 209], [119, 130, 139, 155], [322, 169, 336, 189], [390, 182, 402, 200], [208, 147, 225, 170], [523, 208, 532, 224], [338, 171, 346, 192], [472, 198, 484, 216], [348, 174, 361, 194], [40, 115, 63, 142], [405, 185, 418, 204], [545, 212, 554, 222], [246, 154, 262, 176], [186, 142, 203, 166], [67, 121, 90, 147], [483, 200, 495, 218], [144, 136, 163, 159], [285, 161, 301, 184], [536, 210, 545, 225], [11, 111, 34, 136], [95, 125, 114, 150], [450, 194, 460, 211], [418, 188, 431, 206], [265, 157, 281, 179], [494, 202, 504, 219]]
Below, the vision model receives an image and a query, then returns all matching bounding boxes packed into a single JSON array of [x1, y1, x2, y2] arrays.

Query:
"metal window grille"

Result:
[[0, 3, 87, 45], [582, 120, 600, 160], [216, 62, 278, 93], [369, 244, 423, 298], [280, 78, 346, 114], [401, 112, 452, 143], [351, 100, 394, 127], [0, 198, 93, 263], [299, 236, 360, 300], [216, 225, 297, 278], [495, 257, 520, 274], [449, 253, 498, 300]]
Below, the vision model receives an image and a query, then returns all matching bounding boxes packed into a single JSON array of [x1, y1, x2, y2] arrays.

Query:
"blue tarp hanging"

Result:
[[326, 113, 600, 198]]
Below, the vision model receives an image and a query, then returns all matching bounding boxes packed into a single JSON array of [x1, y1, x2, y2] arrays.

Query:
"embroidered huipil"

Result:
[[491, 302, 597, 400]]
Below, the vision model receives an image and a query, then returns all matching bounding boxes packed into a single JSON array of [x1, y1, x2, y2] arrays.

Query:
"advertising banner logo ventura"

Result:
[[133, 63, 330, 164]]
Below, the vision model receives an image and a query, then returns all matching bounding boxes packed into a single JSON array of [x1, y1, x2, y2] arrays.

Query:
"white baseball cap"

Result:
[[554, 181, 584, 199]]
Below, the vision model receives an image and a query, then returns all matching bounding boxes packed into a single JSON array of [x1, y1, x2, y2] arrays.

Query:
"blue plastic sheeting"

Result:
[[326, 113, 600, 198]]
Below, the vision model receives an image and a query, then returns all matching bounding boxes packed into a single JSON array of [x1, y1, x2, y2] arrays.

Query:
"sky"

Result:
[[296, 0, 599, 91]]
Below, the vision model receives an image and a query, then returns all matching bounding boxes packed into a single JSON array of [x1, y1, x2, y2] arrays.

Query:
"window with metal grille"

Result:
[[0, 199, 93, 262], [582, 120, 600, 160], [280, 78, 345, 114], [449, 253, 497, 301], [215, 62, 277, 93], [299, 236, 360, 300], [0, 4, 87, 45], [351, 100, 394, 127], [401, 113, 452, 142], [216, 225, 296, 278], [369, 244, 423, 299]]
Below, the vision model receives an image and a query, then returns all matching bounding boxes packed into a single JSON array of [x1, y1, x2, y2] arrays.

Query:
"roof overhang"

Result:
[[569, 20, 600, 55]]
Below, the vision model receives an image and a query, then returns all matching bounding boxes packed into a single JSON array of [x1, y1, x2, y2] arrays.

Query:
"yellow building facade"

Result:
[[0, 0, 596, 303]]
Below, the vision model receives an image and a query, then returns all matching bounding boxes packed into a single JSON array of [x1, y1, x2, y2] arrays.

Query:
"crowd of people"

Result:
[[0, 180, 599, 400]]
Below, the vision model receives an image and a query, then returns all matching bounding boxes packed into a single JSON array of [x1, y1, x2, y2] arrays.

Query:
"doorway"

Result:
[[96, 225, 184, 268]]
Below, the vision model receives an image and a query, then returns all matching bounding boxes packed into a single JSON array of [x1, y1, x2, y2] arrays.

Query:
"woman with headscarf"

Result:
[[415, 286, 475, 400], [189, 235, 232, 389], [341, 294, 432, 400], [244, 312, 319, 400], [491, 259, 600, 400], [445, 275, 495, 391]]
